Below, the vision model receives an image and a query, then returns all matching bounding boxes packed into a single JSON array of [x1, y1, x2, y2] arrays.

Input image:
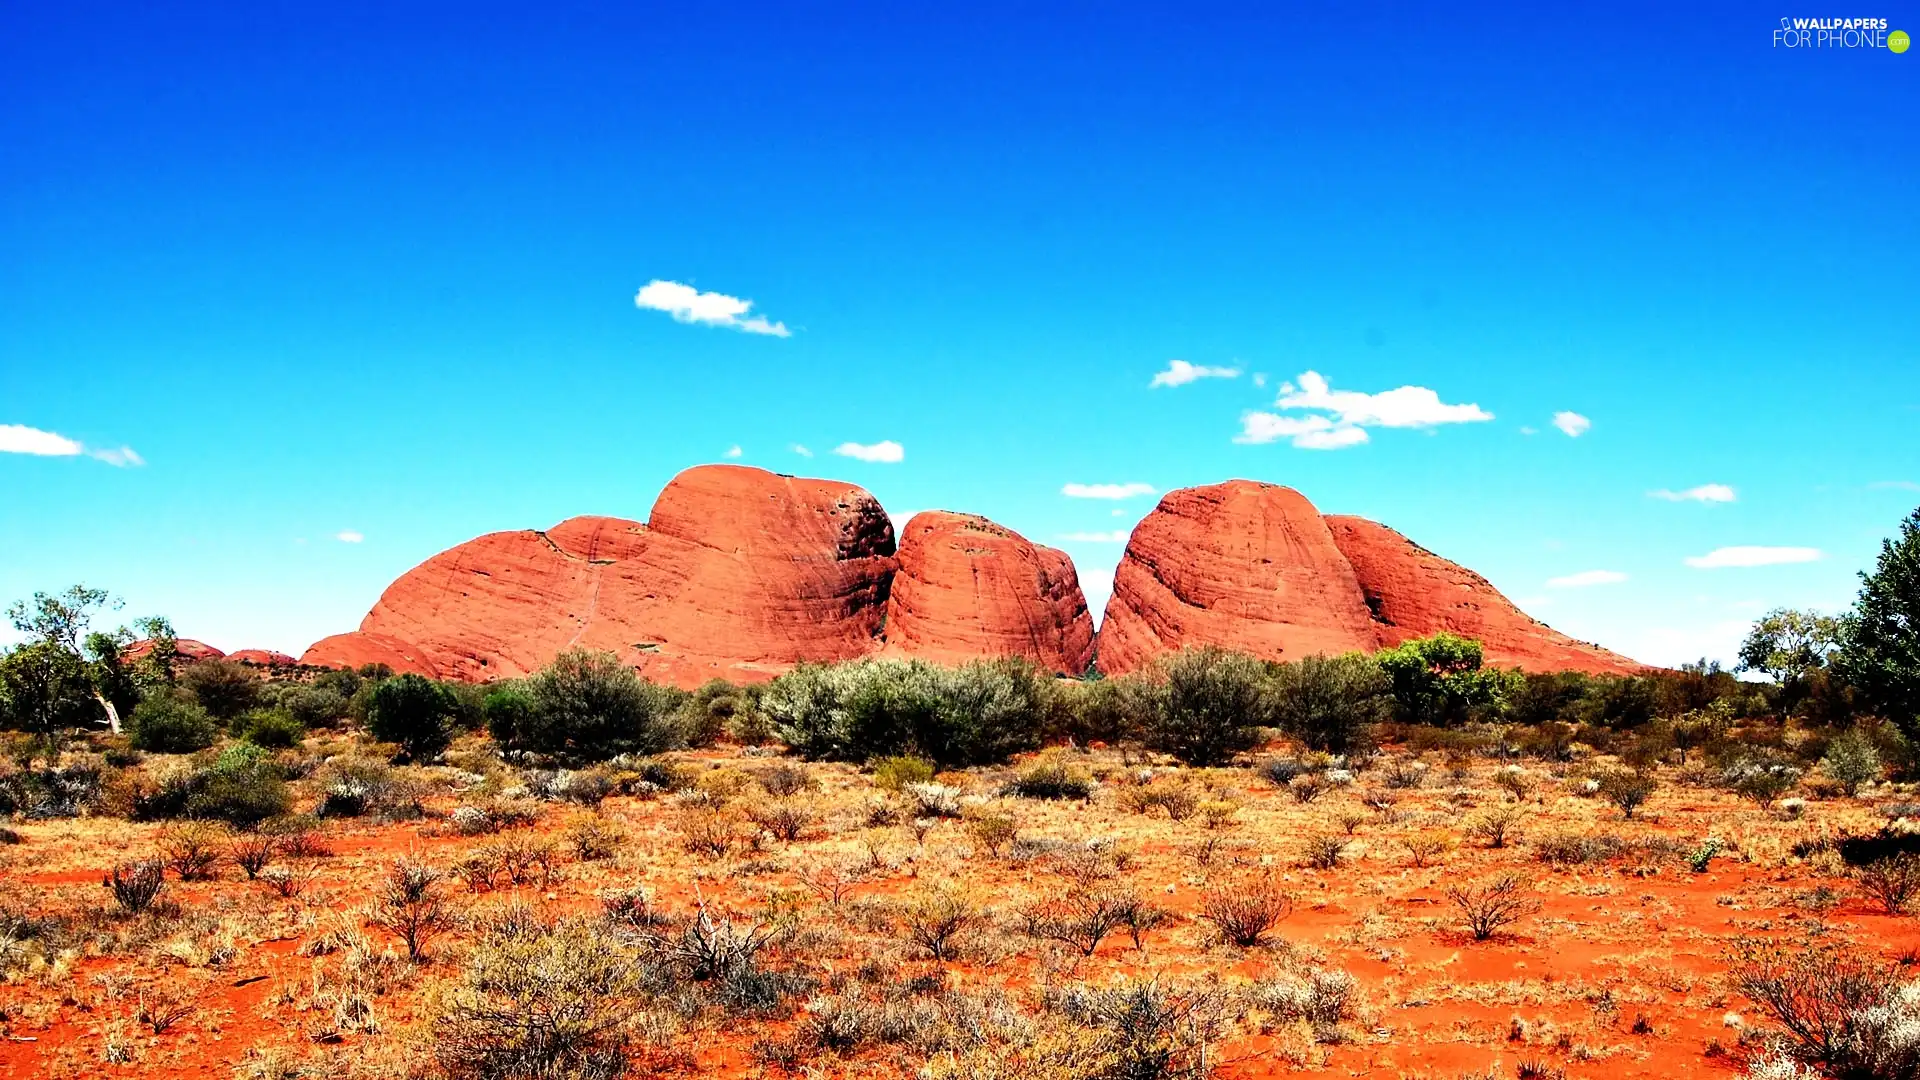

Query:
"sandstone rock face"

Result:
[[300, 631, 443, 677], [123, 638, 225, 663], [1324, 515, 1642, 675], [301, 465, 899, 687], [227, 649, 296, 667], [302, 467, 1642, 686], [883, 512, 1094, 674], [1096, 481, 1380, 675]]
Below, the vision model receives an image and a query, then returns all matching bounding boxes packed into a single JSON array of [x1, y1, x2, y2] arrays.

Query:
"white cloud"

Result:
[[1546, 569, 1629, 588], [1651, 484, 1736, 503], [1150, 360, 1241, 388], [633, 279, 790, 337], [1058, 530, 1130, 543], [1062, 482, 1156, 500], [89, 446, 144, 467], [790, 444, 813, 458], [1552, 411, 1591, 437], [723, 445, 743, 459], [833, 440, 904, 463], [335, 530, 364, 544], [1252, 373, 1268, 388], [0, 423, 143, 466], [1685, 546, 1823, 569], [1519, 426, 1538, 436], [1237, 371, 1490, 449], [1870, 480, 1920, 491]]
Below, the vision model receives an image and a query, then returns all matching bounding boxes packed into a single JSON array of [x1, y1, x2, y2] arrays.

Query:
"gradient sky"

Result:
[[3, 3, 1916, 667]]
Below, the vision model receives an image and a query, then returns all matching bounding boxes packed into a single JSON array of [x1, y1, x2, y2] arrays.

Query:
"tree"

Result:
[[1740, 609, 1843, 712], [1375, 633, 1510, 727], [6, 585, 116, 654], [365, 673, 456, 761], [0, 641, 104, 758], [1140, 647, 1271, 767], [1836, 507, 1920, 742], [1268, 653, 1389, 753], [180, 659, 262, 721]]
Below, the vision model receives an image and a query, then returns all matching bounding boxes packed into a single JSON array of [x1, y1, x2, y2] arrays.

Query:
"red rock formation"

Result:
[[1324, 515, 1643, 675], [300, 631, 442, 677], [123, 638, 225, 663], [301, 465, 897, 687], [1096, 481, 1380, 675], [227, 649, 296, 667], [882, 512, 1094, 674]]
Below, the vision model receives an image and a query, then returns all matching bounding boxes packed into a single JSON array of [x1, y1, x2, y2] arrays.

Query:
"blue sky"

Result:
[[2, 3, 1915, 666]]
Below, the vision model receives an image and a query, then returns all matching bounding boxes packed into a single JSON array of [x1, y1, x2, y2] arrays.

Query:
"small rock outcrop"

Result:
[[226, 649, 296, 667], [882, 512, 1094, 674], [122, 638, 226, 663]]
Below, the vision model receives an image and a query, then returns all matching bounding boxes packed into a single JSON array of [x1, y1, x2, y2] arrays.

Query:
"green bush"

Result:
[[678, 679, 762, 747], [1134, 647, 1271, 767], [127, 695, 219, 753], [870, 755, 936, 791], [505, 649, 686, 762], [365, 673, 457, 761], [762, 657, 1048, 768], [1375, 633, 1514, 727], [234, 708, 306, 749], [1821, 729, 1884, 795], [1269, 653, 1388, 753], [180, 658, 263, 721], [281, 684, 349, 728], [135, 743, 292, 827]]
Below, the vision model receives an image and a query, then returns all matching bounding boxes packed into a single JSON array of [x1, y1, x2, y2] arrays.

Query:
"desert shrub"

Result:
[[1821, 730, 1884, 796], [871, 754, 936, 791], [230, 833, 277, 879], [755, 761, 815, 797], [1288, 773, 1331, 804], [364, 673, 456, 761], [135, 744, 292, 827], [180, 659, 262, 721], [1259, 757, 1305, 786], [1135, 647, 1272, 766], [496, 649, 687, 762], [763, 657, 1049, 768], [902, 781, 965, 819], [678, 679, 761, 747], [1123, 778, 1200, 819], [1725, 754, 1804, 808], [1857, 853, 1920, 915], [1380, 758, 1426, 789], [108, 858, 167, 914], [1465, 805, 1525, 848], [1493, 765, 1535, 800], [233, 708, 305, 749], [985, 980, 1233, 1080], [1534, 831, 1626, 867], [282, 685, 349, 729], [1733, 940, 1920, 1080], [160, 821, 229, 880], [1269, 653, 1388, 753], [1517, 720, 1579, 762], [316, 757, 422, 820], [1020, 888, 1140, 957], [965, 811, 1019, 857], [745, 799, 816, 843], [1445, 873, 1539, 940], [1402, 831, 1454, 867], [370, 857, 453, 961], [1596, 769, 1657, 819], [432, 911, 641, 1080], [1251, 968, 1362, 1040], [1360, 786, 1397, 816], [126, 695, 218, 754], [1005, 756, 1095, 800], [1199, 878, 1292, 947], [0, 759, 107, 818], [566, 814, 628, 861], [900, 887, 980, 961], [1300, 832, 1349, 870]]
